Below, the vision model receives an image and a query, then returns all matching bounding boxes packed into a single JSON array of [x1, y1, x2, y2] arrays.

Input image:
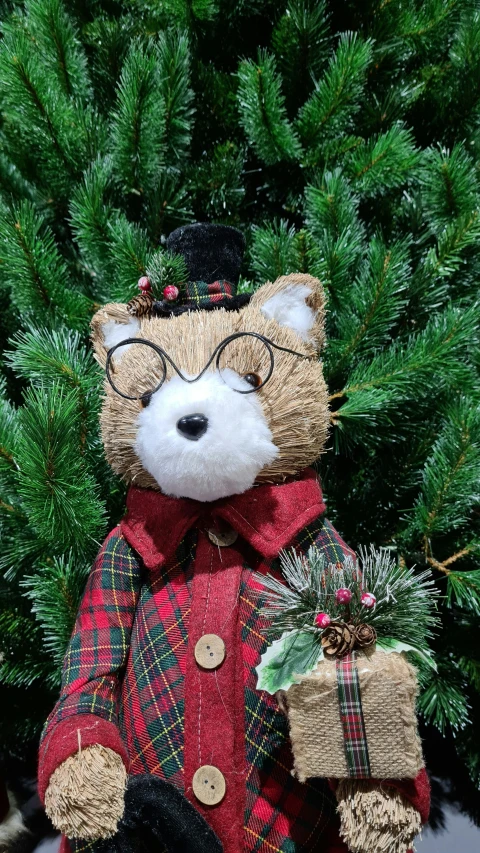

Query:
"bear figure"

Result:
[[38, 223, 429, 853]]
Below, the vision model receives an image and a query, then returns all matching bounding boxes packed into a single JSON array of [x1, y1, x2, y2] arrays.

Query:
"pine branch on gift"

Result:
[[255, 546, 439, 694], [261, 546, 439, 645], [0, 0, 479, 811]]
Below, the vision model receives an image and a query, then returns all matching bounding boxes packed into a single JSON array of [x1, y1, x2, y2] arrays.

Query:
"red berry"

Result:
[[335, 588, 352, 605], [315, 612, 331, 629], [163, 285, 179, 302], [138, 276, 151, 292], [361, 592, 376, 608]]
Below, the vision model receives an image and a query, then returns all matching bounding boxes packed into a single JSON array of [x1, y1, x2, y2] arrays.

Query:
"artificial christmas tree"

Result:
[[0, 0, 479, 838]]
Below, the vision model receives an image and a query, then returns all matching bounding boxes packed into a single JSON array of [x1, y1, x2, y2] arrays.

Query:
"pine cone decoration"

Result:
[[127, 292, 154, 317], [321, 622, 355, 658], [355, 623, 377, 649]]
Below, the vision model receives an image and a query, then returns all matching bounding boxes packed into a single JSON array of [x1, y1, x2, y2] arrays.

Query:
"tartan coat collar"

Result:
[[120, 468, 325, 570]]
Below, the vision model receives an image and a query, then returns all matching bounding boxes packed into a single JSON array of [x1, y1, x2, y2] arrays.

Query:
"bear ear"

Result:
[[90, 303, 141, 368], [250, 273, 326, 351]]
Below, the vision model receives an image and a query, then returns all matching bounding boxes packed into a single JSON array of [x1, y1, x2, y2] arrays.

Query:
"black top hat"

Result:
[[166, 223, 245, 285], [126, 223, 249, 319], [148, 223, 249, 317]]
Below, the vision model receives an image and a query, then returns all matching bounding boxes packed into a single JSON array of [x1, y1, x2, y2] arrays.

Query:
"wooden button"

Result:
[[207, 526, 238, 547], [192, 765, 226, 806], [194, 633, 225, 669]]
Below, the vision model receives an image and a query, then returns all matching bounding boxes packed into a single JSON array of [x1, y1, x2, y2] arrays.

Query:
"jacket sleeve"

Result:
[[38, 527, 142, 802], [314, 515, 431, 826]]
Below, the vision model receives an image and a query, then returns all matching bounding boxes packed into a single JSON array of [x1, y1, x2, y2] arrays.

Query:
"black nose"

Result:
[[176, 413, 209, 441]]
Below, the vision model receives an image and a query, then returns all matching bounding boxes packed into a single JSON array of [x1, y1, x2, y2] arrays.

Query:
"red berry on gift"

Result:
[[163, 285, 179, 302], [138, 276, 151, 292], [361, 591, 376, 608], [335, 588, 352, 605], [315, 612, 331, 629]]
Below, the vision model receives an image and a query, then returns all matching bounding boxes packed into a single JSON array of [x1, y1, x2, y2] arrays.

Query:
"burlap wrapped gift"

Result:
[[285, 647, 423, 782]]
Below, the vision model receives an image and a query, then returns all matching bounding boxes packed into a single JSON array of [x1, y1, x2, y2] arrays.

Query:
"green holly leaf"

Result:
[[256, 630, 323, 694], [376, 636, 437, 670]]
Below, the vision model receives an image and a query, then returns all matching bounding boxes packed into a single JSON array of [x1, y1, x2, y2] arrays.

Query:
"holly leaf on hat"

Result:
[[256, 630, 323, 694]]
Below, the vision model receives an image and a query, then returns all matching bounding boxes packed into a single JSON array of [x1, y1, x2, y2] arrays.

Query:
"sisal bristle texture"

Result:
[[336, 780, 422, 853], [44, 744, 127, 840]]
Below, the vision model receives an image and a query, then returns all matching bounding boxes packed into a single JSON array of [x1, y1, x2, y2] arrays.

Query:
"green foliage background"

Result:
[[0, 0, 479, 814]]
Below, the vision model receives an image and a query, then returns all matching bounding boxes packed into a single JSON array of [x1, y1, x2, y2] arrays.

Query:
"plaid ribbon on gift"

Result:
[[336, 651, 371, 778], [185, 279, 234, 306]]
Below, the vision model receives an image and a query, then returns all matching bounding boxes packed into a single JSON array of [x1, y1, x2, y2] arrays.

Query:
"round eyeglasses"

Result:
[[105, 332, 313, 403]]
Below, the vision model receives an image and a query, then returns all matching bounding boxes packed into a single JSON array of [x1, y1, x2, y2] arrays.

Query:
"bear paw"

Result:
[[44, 744, 127, 840], [336, 780, 421, 853]]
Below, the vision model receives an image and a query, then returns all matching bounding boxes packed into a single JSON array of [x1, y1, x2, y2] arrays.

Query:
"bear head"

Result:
[[91, 228, 329, 502]]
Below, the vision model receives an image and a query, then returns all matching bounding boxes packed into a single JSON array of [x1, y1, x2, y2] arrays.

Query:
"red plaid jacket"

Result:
[[38, 470, 429, 853]]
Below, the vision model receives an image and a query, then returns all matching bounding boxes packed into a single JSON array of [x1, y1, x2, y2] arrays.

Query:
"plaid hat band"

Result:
[[127, 278, 251, 319], [184, 279, 234, 307]]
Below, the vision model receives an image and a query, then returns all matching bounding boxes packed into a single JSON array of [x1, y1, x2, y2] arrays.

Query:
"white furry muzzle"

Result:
[[134, 370, 278, 502]]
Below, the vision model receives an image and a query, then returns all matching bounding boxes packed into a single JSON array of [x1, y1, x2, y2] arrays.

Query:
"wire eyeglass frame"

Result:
[[105, 331, 315, 402]]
